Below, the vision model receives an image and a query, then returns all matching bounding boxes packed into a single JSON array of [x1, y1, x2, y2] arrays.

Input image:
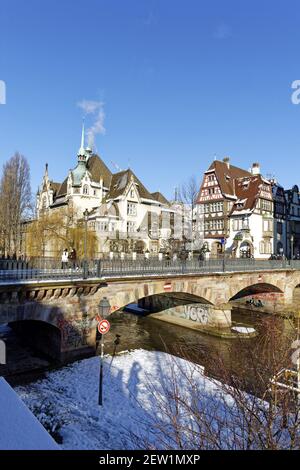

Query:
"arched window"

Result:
[[260, 241, 265, 254], [83, 185, 89, 195]]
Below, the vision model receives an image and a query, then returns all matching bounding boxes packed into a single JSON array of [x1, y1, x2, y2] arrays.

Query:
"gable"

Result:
[[198, 170, 223, 202]]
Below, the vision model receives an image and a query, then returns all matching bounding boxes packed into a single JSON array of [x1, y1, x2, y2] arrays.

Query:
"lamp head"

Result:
[[98, 297, 111, 319]]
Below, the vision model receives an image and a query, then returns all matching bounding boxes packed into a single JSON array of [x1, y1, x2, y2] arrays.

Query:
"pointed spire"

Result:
[[80, 119, 85, 149], [77, 119, 86, 162]]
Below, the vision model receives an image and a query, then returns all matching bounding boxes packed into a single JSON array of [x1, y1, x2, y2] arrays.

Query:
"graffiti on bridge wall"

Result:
[[251, 293, 284, 300], [169, 304, 210, 324], [57, 315, 92, 349]]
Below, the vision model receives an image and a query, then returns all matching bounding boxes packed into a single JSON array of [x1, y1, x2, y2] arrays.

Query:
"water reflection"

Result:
[[100, 308, 255, 364]]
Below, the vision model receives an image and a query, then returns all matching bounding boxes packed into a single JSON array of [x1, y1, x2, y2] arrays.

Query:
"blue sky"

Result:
[[1, 0, 300, 198]]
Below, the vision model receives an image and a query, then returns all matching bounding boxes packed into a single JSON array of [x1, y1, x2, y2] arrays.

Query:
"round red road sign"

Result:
[[98, 319, 111, 335]]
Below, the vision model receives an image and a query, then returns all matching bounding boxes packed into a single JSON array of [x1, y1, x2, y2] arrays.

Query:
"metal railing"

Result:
[[0, 258, 300, 283]]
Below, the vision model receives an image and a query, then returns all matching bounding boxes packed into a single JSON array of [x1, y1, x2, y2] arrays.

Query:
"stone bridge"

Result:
[[0, 268, 299, 362]]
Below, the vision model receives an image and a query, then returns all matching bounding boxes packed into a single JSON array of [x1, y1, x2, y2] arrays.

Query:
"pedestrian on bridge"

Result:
[[61, 249, 69, 269], [69, 248, 77, 269]]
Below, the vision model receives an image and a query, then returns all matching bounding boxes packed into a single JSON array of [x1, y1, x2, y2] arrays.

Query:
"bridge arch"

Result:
[[8, 319, 61, 360], [131, 292, 212, 316], [288, 272, 300, 291], [102, 280, 214, 314], [229, 283, 283, 302], [102, 284, 230, 328]]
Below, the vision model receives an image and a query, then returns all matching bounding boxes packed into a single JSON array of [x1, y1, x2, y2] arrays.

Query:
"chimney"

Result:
[[251, 162, 261, 176], [223, 157, 230, 169]]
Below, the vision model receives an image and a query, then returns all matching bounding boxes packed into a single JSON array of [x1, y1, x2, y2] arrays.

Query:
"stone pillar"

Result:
[[283, 285, 295, 305], [209, 306, 232, 328]]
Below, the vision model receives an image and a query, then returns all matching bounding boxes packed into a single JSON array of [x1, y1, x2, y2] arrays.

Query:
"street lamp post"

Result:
[[83, 209, 89, 279], [222, 237, 227, 272], [291, 234, 295, 261], [98, 297, 111, 406]]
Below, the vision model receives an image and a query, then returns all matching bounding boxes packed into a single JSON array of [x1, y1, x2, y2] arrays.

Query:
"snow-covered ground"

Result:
[[16, 349, 230, 450], [16, 348, 291, 450]]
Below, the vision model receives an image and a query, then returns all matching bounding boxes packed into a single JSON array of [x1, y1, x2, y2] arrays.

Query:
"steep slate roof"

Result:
[[151, 192, 170, 206], [105, 169, 154, 201], [207, 160, 252, 197], [56, 177, 68, 197], [49, 182, 61, 194], [86, 154, 112, 188]]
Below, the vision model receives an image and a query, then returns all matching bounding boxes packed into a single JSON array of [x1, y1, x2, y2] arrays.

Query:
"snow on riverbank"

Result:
[[15, 349, 234, 450], [231, 326, 256, 334]]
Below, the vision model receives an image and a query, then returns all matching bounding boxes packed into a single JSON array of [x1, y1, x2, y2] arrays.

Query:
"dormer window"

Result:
[[242, 179, 250, 190], [236, 200, 245, 209]]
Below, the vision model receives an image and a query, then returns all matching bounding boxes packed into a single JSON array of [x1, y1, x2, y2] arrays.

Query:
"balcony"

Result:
[[263, 230, 273, 238]]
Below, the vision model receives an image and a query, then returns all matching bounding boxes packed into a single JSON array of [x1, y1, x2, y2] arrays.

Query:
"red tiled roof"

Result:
[[207, 160, 252, 197]]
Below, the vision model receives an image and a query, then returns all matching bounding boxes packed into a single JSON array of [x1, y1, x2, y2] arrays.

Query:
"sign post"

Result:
[[97, 297, 111, 406]]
